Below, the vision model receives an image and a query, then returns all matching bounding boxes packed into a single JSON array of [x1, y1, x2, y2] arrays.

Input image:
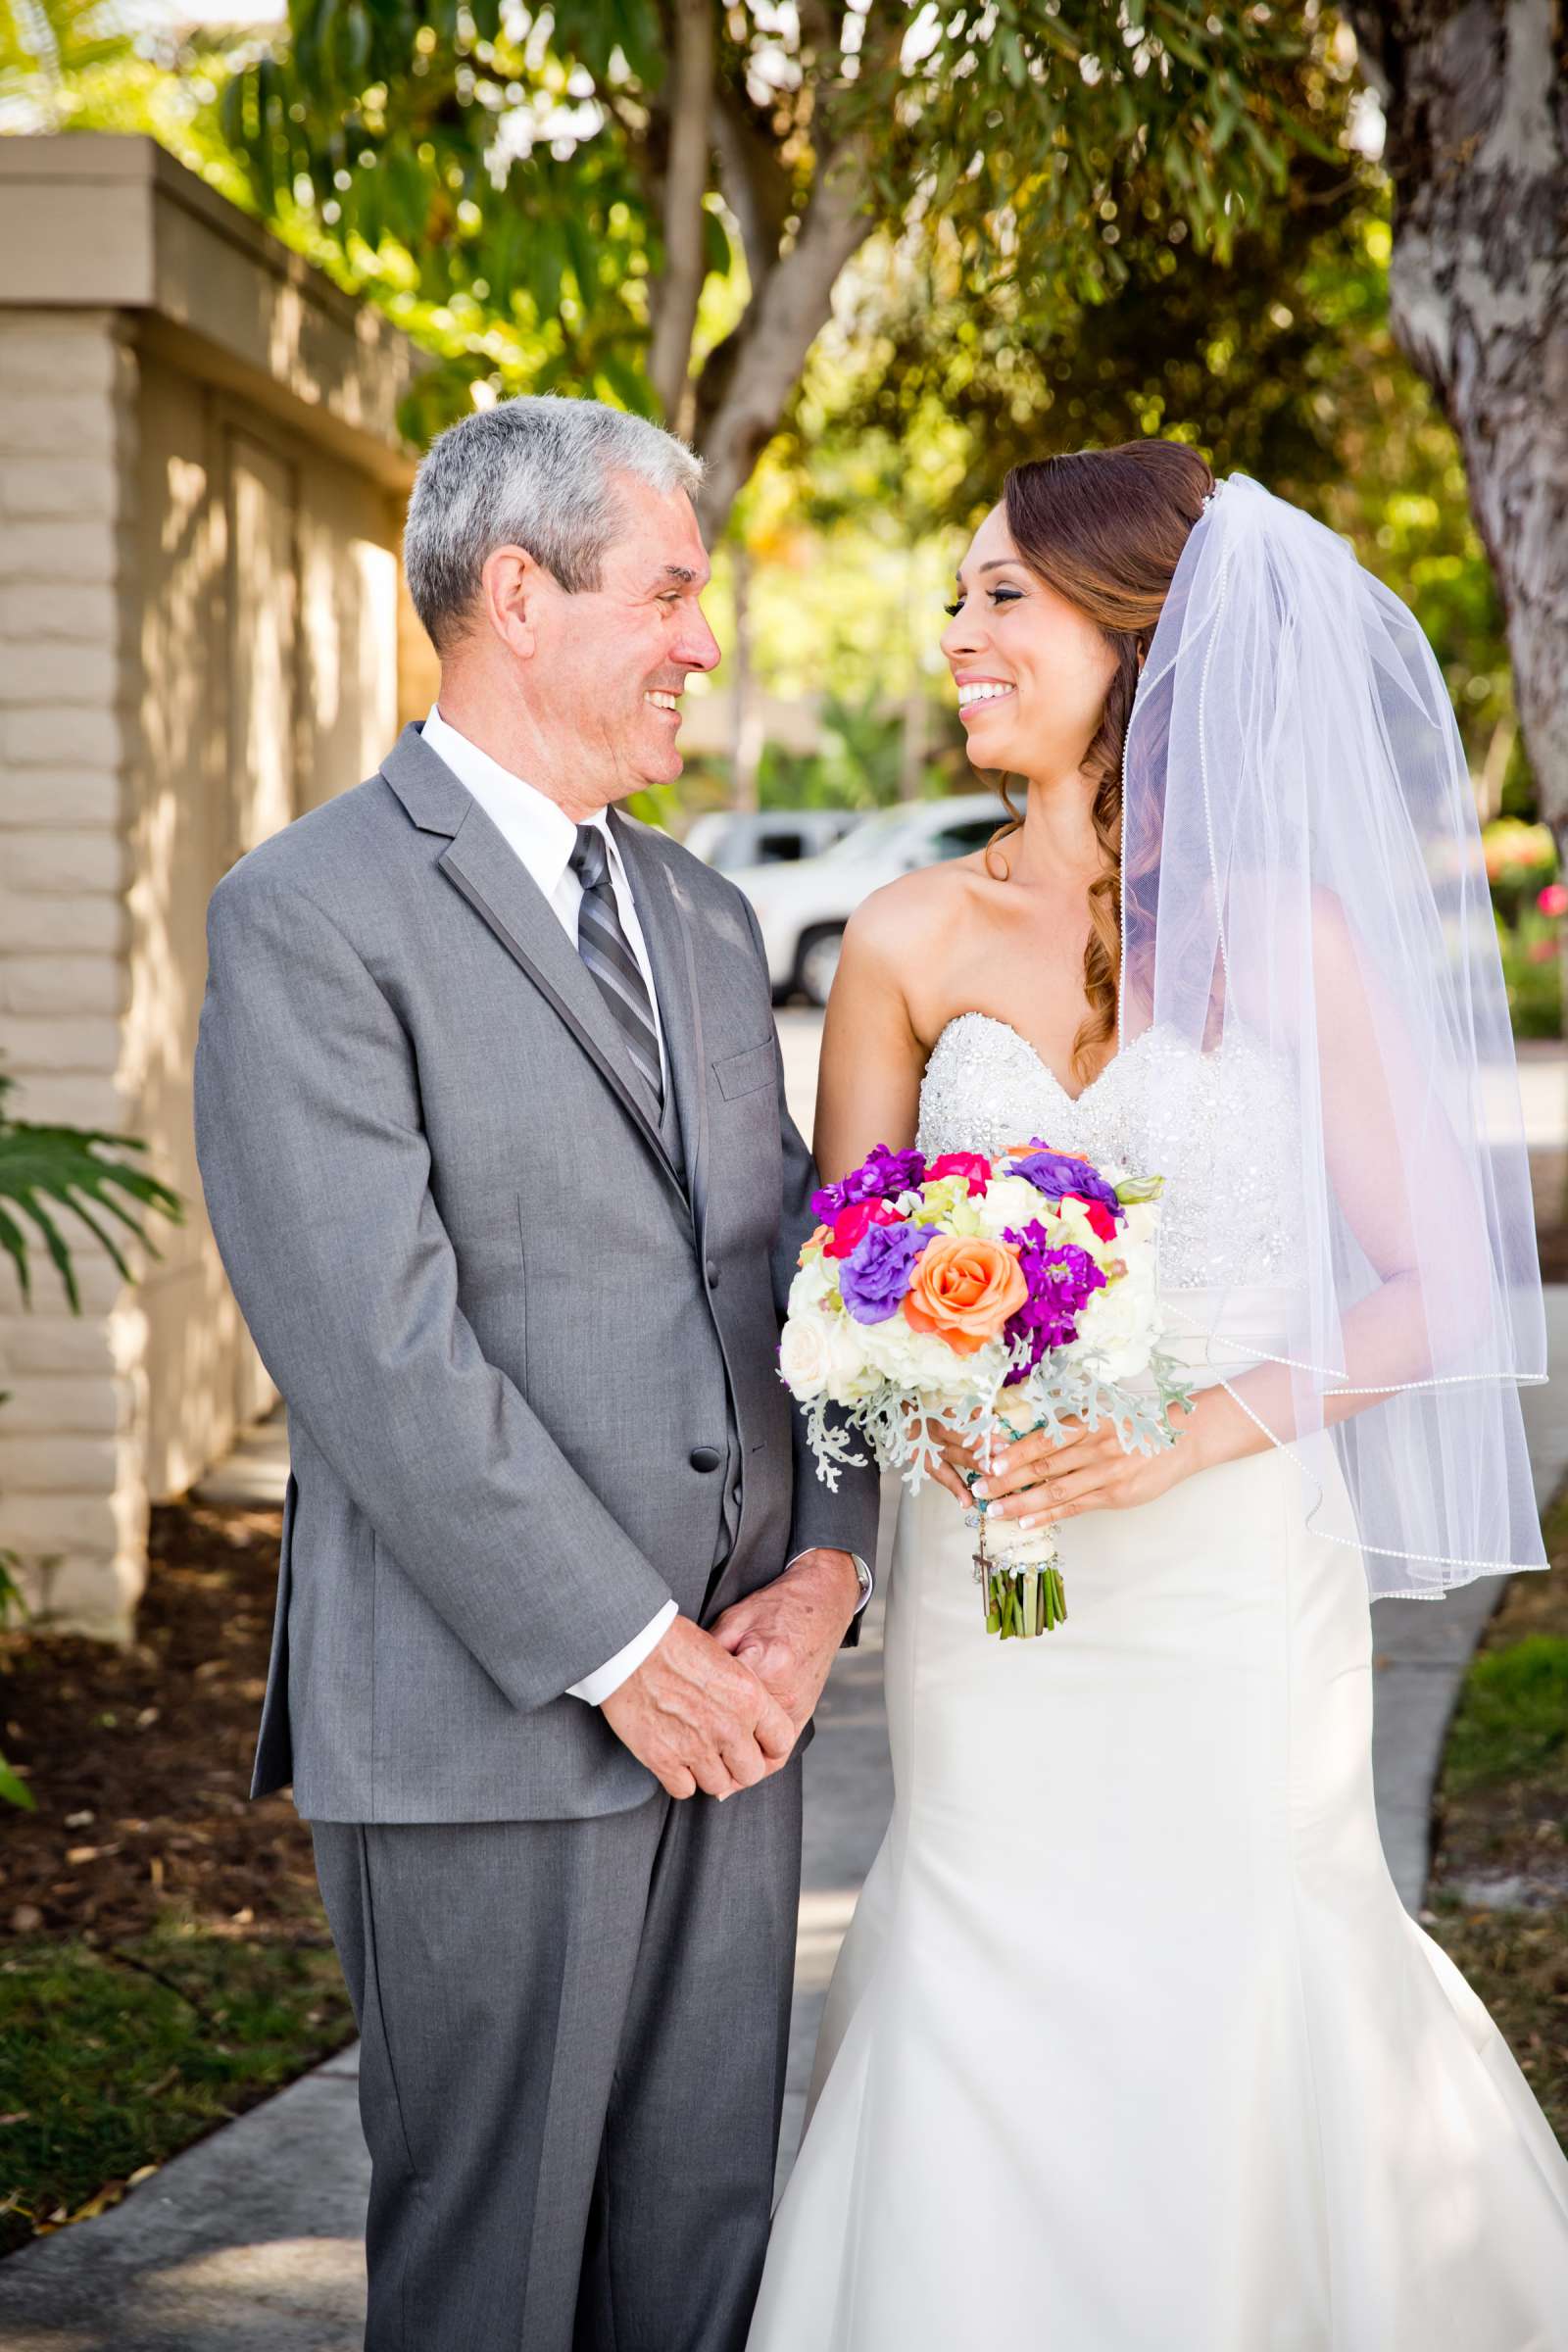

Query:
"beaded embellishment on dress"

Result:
[[916, 1012, 1308, 1291]]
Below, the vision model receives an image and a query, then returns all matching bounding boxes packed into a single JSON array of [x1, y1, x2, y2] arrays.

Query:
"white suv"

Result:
[[727, 793, 1006, 1006]]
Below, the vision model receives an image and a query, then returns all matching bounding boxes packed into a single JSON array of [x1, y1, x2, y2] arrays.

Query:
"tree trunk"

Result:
[[695, 143, 875, 539], [729, 540, 762, 812], [647, 0, 715, 437], [1348, 0, 1568, 824]]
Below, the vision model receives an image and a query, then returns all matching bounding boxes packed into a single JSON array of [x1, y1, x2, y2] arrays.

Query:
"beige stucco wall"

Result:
[[128, 348, 404, 1511], [0, 137, 420, 1637], [0, 308, 144, 1632]]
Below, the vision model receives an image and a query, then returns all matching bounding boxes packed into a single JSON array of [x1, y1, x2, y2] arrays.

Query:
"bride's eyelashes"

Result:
[[943, 587, 1024, 616]]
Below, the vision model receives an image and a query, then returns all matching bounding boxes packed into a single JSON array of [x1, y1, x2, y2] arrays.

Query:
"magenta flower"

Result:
[[812, 1143, 928, 1220], [1000, 1221, 1107, 1381]]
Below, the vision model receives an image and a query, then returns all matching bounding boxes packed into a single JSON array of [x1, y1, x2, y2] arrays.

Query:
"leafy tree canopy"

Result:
[[219, 0, 1323, 527]]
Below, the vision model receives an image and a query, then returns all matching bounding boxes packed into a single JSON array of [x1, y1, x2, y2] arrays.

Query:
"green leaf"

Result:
[[0, 1203, 28, 1305], [526, 219, 565, 316], [12, 1194, 82, 1312], [0, 1081, 182, 1314], [596, 346, 655, 416], [702, 204, 731, 278], [561, 207, 601, 305]]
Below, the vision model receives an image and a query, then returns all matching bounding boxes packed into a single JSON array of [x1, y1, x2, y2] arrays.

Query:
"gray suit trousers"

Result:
[[311, 1755, 803, 2352]]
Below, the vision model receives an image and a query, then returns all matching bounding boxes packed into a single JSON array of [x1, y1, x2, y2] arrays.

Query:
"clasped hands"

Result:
[[600, 1547, 860, 1804], [920, 1397, 1201, 1521]]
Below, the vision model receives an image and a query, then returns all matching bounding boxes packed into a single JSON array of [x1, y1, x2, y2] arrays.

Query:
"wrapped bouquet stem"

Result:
[[779, 1138, 1198, 1643], [969, 1382, 1069, 1640]]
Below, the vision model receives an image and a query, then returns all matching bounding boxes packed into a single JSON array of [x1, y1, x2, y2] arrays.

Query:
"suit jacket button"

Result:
[[706, 1259, 720, 1286], [689, 1446, 721, 1473]]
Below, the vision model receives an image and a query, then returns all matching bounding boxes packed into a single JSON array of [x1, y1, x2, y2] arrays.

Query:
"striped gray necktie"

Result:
[[568, 822, 663, 1113]]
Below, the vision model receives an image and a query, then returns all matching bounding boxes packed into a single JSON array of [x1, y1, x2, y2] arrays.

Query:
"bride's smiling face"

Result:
[[942, 504, 1119, 784]]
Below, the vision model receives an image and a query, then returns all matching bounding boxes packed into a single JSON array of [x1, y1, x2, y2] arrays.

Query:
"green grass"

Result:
[[1443, 1633, 1568, 1792], [1425, 1497, 1568, 2151], [0, 1927, 354, 2254]]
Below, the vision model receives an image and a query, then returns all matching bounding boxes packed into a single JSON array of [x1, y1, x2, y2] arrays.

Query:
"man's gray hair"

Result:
[[404, 394, 705, 653]]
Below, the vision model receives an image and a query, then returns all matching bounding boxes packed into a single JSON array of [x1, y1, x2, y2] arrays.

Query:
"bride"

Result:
[[745, 443, 1568, 2349]]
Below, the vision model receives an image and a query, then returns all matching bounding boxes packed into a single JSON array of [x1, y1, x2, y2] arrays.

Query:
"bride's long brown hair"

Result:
[[986, 440, 1212, 1090]]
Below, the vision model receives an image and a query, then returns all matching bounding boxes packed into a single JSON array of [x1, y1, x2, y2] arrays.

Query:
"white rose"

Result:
[[780, 1308, 857, 1400], [974, 1174, 1051, 1242]]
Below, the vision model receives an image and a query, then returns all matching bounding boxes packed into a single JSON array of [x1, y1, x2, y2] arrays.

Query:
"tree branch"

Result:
[[711, 76, 794, 295], [695, 137, 875, 537], [648, 0, 715, 436]]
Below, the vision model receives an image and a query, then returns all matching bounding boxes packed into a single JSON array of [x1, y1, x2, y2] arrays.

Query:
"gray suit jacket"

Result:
[[193, 723, 879, 1822]]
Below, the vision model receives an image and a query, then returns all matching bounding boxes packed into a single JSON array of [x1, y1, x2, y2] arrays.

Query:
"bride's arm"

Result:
[[812, 892, 929, 1182], [1177, 888, 1499, 1477], [981, 889, 1508, 1526]]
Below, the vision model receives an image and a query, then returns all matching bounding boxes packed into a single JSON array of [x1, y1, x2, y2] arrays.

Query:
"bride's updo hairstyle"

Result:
[[991, 439, 1212, 1088]]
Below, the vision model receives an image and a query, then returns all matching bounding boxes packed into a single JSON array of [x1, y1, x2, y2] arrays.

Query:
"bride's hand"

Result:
[[972, 1400, 1202, 1526], [907, 1406, 986, 1508]]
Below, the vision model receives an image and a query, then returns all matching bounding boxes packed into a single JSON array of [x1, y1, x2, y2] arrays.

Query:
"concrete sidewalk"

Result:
[[1371, 1328, 1568, 1910]]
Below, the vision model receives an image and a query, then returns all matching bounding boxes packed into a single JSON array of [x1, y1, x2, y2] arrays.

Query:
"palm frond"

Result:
[[0, 1070, 182, 1310]]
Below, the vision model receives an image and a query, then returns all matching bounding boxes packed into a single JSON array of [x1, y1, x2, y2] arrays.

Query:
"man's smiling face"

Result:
[[515, 469, 720, 804]]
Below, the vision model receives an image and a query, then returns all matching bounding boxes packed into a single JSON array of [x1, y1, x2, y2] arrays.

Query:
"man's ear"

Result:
[[480, 544, 543, 660]]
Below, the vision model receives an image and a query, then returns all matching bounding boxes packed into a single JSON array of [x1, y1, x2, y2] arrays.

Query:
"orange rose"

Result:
[[902, 1234, 1029, 1355]]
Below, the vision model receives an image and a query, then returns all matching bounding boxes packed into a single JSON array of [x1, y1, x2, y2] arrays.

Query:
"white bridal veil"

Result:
[[1119, 472, 1548, 1596]]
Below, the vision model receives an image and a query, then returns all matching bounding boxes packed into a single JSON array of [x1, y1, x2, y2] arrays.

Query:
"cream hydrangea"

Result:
[[1074, 1260, 1162, 1383], [787, 1253, 838, 1318], [858, 1305, 985, 1396], [1118, 1198, 1160, 1252]]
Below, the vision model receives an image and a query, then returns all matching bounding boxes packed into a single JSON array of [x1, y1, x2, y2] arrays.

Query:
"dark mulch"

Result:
[[0, 1500, 321, 1946]]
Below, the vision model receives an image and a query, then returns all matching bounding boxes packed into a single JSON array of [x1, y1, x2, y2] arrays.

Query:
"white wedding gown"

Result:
[[748, 1012, 1568, 2352]]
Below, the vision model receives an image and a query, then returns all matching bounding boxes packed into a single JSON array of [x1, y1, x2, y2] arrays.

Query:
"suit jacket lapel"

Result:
[[610, 809, 710, 1238], [380, 725, 684, 1199]]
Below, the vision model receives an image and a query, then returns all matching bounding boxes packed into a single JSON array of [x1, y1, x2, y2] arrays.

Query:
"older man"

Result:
[[193, 395, 878, 2351]]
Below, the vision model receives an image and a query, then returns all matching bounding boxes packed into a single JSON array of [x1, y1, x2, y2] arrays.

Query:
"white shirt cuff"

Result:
[[566, 1598, 680, 1705]]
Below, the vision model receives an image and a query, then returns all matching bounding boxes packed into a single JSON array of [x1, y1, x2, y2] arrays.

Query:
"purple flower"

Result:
[[811, 1143, 928, 1221], [1000, 1220, 1107, 1382], [1008, 1143, 1122, 1221], [839, 1221, 933, 1324]]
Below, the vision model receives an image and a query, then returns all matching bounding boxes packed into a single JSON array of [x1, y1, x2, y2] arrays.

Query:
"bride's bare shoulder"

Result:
[[842, 856, 984, 976]]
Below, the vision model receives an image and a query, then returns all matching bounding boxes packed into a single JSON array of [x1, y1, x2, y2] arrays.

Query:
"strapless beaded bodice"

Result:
[[917, 1012, 1308, 1291]]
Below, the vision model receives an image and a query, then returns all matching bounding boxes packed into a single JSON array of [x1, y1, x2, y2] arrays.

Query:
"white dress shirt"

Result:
[[420, 705, 870, 1708]]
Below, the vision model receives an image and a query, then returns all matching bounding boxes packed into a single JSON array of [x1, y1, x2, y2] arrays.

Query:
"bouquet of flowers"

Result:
[[778, 1139, 1198, 1639]]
